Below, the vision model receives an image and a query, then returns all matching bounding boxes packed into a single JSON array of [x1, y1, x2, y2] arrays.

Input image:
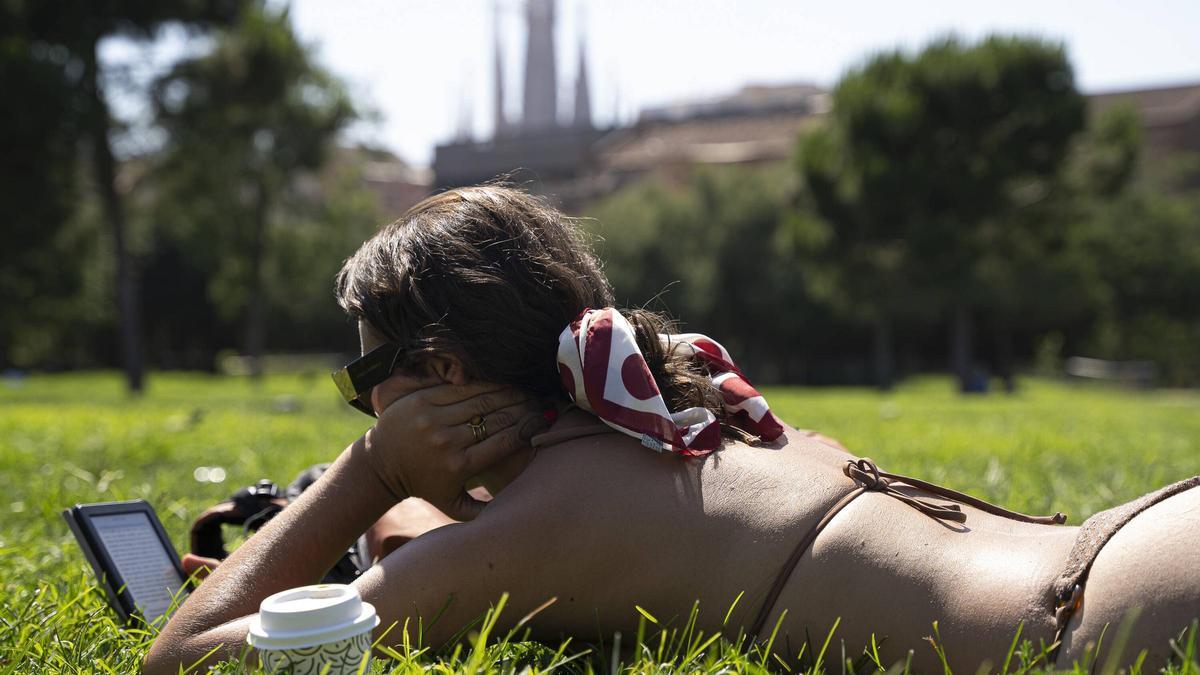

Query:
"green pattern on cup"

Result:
[[259, 629, 372, 674]]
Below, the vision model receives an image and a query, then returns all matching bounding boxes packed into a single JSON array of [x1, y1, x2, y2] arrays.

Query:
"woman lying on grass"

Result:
[[144, 186, 1200, 674]]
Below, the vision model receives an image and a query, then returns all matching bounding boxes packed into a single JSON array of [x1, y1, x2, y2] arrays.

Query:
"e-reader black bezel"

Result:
[[62, 499, 189, 626]]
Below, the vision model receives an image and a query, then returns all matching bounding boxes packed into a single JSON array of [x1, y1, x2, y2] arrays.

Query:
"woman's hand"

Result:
[[181, 552, 221, 580], [362, 378, 547, 521]]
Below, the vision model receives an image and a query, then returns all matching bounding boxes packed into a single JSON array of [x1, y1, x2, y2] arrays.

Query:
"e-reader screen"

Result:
[[88, 512, 185, 623], [63, 500, 188, 626]]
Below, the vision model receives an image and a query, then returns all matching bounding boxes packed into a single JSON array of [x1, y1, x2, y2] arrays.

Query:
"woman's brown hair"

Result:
[[335, 185, 722, 416]]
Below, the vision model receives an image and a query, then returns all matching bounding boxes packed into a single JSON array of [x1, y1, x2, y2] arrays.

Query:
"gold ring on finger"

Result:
[[468, 415, 487, 442]]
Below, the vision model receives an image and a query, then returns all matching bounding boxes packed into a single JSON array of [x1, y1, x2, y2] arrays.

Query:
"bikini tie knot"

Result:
[[843, 458, 968, 523], [844, 458, 884, 489]]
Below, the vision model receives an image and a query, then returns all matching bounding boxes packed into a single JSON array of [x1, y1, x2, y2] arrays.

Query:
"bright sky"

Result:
[[106, 0, 1200, 167]]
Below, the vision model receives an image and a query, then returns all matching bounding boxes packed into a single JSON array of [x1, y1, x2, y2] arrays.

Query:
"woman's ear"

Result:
[[426, 354, 469, 386]]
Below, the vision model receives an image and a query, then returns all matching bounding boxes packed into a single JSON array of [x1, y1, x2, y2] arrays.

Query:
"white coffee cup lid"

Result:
[[247, 584, 379, 650]]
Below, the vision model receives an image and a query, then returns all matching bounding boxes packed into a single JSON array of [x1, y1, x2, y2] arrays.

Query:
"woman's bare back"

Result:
[[493, 415, 1066, 666], [479, 416, 850, 637], [496, 412, 1195, 671]]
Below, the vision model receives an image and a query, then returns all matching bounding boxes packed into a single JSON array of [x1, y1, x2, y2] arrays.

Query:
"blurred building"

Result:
[[354, 149, 432, 217], [590, 83, 828, 193], [432, 0, 830, 207], [600, 81, 1200, 192], [433, 0, 606, 200], [296, 146, 431, 219], [1088, 82, 1200, 182], [435, 4, 1200, 207]]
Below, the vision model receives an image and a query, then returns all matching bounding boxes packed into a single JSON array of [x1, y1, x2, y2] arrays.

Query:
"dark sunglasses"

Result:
[[331, 343, 404, 417]]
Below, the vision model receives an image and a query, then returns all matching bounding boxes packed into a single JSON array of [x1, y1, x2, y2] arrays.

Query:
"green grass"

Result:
[[1, 372, 1198, 673]]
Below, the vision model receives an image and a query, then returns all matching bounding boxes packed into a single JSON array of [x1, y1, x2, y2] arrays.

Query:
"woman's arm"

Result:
[[144, 442, 564, 673], [143, 439, 394, 673], [144, 380, 544, 674]]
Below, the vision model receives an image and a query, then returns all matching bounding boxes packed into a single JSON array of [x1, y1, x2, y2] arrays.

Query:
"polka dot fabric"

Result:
[[556, 308, 784, 456]]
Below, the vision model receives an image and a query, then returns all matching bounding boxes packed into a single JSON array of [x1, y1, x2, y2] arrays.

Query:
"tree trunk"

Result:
[[243, 180, 270, 380], [84, 43, 144, 394], [995, 321, 1016, 393], [950, 305, 973, 393], [872, 315, 894, 391]]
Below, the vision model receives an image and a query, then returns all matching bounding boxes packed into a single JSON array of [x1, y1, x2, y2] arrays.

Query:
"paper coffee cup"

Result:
[[247, 584, 379, 675]]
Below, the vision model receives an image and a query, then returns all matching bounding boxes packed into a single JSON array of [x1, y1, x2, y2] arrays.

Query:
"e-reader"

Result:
[[62, 499, 189, 626]]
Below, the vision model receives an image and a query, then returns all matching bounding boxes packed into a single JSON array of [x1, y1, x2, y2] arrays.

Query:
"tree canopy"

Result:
[[797, 35, 1088, 389], [150, 5, 359, 376]]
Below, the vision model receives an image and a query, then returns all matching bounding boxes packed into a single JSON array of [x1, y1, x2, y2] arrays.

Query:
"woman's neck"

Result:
[[474, 446, 535, 495], [474, 406, 608, 495]]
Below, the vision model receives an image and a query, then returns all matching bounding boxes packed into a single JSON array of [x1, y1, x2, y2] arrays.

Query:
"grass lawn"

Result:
[[1, 372, 1198, 673]]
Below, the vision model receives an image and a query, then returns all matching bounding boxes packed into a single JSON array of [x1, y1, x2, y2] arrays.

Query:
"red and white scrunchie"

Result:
[[556, 308, 784, 456]]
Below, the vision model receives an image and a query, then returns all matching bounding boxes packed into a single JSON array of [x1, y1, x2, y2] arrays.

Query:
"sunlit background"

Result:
[[3, 4, 1200, 669], [3, 0, 1198, 391]]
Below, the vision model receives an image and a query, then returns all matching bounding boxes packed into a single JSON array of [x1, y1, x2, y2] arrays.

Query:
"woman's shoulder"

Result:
[[494, 413, 851, 528]]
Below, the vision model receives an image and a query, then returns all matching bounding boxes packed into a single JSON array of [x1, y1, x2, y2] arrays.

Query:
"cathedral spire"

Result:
[[521, 0, 557, 131], [573, 32, 592, 129], [492, 1, 507, 138], [455, 83, 474, 143]]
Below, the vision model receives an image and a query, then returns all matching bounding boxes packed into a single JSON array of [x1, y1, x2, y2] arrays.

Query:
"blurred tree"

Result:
[[587, 164, 829, 382], [1082, 176, 1200, 386], [1067, 104, 1142, 196], [151, 6, 356, 377], [0, 30, 87, 368], [793, 124, 930, 389], [0, 0, 245, 390], [957, 106, 1140, 389], [262, 151, 385, 353], [138, 146, 384, 370], [587, 176, 721, 323], [798, 35, 1086, 391]]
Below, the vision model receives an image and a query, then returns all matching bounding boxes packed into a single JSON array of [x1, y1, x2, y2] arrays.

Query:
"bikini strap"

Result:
[[749, 458, 1067, 638], [849, 459, 1067, 526], [749, 479, 870, 639]]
